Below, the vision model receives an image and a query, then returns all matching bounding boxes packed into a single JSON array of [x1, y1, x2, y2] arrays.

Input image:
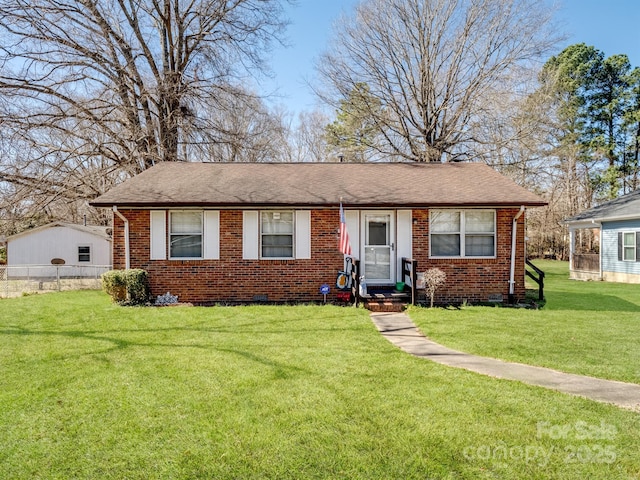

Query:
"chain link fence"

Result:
[[0, 265, 111, 298]]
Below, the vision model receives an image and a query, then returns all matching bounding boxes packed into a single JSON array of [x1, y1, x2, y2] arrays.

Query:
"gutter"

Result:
[[509, 205, 526, 303], [112, 206, 130, 270]]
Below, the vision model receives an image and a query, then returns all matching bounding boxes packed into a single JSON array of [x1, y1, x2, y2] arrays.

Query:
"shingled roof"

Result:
[[564, 188, 640, 224], [91, 162, 546, 208], [6, 222, 111, 241]]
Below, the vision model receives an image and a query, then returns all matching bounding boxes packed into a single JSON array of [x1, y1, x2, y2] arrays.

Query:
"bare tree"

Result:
[[289, 110, 331, 163], [0, 0, 288, 167], [316, 0, 560, 162], [187, 90, 291, 163], [0, 0, 290, 233]]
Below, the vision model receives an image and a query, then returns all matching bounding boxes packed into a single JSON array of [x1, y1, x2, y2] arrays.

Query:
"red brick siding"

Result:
[[114, 209, 345, 303], [411, 208, 526, 304], [112, 207, 527, 304]]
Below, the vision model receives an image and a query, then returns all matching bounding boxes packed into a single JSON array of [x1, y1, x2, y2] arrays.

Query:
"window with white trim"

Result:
[[169, 211, 203, 258], [261, 211, 294, 258], [78, 245, 91, 263], [430, 210, 496, 258], [623, 232, 636, 261]]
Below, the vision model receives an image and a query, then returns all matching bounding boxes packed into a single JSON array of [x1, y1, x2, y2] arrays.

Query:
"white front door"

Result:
[[362, 212, 395, 284]]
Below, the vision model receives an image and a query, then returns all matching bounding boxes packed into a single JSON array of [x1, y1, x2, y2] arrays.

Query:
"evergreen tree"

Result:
[[325, 83, 381, 162]]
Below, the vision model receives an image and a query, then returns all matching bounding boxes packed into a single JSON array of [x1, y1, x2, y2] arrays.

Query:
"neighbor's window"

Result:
[[78, 245, 91, 263], [170, 211, 203, 258], [623, 232, 636, 261], [261, 211, 294, 258], [430, 210, 496, 258]]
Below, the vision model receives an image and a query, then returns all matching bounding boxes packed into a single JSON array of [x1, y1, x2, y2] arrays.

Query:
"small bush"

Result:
[[102, 269, 150, 305], [423, 268, 446, 308]]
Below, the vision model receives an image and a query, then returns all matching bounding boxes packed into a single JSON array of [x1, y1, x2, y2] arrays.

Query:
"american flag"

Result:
[[339, 202, 352, 255]]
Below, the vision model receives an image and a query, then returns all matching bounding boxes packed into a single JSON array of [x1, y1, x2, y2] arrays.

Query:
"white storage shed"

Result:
[[6, 222, 111, 277]]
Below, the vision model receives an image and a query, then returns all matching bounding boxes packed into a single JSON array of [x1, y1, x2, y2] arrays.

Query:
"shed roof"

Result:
[[91, 162, 546, 208], [564, 189, 640, 224], [6, 222, 112, 242]]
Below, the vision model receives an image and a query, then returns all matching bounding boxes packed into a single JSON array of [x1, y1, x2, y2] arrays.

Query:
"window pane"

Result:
[[431, 211, 460, 233], [171, 234, 202, 258], [262, 234, 293, 258], [262, 235, 293, 247], [261, 212, 294, 234], [367, 220, 389, 246], [465, 211, 494, 233], [623, 232, 635, 247], [365, 246, 391, 280], [171, 212, 202, 234], [466, 235, 495, 256], [262, 246, 293, 257], [623, 246, 635, 261], [431, 234, 461, 256], [78, 246, 91, 262]]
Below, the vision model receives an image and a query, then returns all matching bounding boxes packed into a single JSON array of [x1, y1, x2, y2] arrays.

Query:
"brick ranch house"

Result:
[[91, 162, 546, 305]]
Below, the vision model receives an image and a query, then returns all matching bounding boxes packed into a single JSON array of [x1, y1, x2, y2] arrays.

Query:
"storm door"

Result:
[[362, 212, 395, 283]]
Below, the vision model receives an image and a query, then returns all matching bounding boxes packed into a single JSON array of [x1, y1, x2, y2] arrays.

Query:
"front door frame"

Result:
[[361, 210, 396, 285]]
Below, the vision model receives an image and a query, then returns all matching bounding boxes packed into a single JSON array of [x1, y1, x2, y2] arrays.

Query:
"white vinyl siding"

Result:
[[6, 225, 111, 268], [150, 210, 167, 260], [295, 210, 311, 259], [203, 211, 220, 260], [243, 211, 260, 260], [430, 210, 496, 258]]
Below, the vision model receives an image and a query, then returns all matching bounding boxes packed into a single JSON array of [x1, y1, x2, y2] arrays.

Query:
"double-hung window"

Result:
[[622, 232, 636, 261], [261, 211, 294, 258], [169, 211, 203, 258], [78, 245, 91, 263], [430, 210, 496, 258]]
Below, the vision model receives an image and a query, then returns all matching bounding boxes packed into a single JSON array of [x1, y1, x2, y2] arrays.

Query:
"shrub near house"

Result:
[[102, 269, 149, 305]]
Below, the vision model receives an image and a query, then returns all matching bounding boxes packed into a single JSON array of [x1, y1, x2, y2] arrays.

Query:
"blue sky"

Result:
[[259, 0, 640, 116]]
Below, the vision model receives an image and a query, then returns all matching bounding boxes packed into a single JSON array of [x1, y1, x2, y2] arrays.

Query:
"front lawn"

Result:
[[1, 291, 639, 479], [409, 260, 640, 384]]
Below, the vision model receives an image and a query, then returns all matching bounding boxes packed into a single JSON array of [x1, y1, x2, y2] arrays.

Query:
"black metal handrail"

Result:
[[525, 259, 545, 301], [401, 257, 418, 305]]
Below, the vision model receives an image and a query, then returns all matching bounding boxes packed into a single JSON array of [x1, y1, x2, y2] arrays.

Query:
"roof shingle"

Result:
[[564, 189, 640, 223], [91, 162, 546, 208]]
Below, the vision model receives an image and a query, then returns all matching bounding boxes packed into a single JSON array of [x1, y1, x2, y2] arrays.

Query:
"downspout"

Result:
[[509, 206, 526, 303], [113, 206, 130, 270]]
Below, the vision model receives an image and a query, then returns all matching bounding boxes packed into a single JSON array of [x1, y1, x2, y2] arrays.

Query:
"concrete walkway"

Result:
[[370, 312, 640, 411]]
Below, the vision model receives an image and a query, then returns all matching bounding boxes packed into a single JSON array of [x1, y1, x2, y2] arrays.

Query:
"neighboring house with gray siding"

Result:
[[564, 190, 640, 283]]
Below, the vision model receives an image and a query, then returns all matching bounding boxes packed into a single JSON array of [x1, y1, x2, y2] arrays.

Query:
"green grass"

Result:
[[1, 291, 640, 479], [409, 260, 640, 384]]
